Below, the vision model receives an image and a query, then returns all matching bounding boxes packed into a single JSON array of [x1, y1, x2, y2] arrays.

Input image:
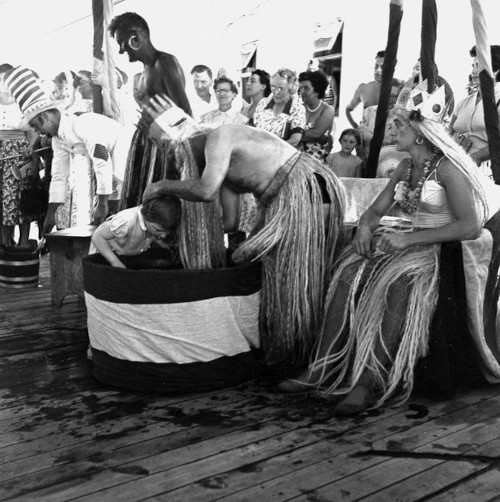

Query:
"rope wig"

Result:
[[175, 131, 226, 270]]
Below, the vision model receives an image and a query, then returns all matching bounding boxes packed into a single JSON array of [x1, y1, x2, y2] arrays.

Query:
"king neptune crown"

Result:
[[394, 79, 447, 122]]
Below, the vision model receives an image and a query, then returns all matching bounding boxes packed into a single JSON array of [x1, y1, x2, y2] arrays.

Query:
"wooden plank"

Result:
[[177, 389, 500, 502], [429, 465, 500, 501], [24, 390, 497, 502], [0, 390, 332, 500], [290, 406, 500, 501], [0, 383, 282, 466], [356, 436, 500, 501]]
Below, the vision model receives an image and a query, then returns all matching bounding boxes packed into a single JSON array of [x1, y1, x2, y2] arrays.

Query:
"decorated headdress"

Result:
[[152, 98, 206, 143], [394, 79, 447, 122], [4, 66, 64, 126]]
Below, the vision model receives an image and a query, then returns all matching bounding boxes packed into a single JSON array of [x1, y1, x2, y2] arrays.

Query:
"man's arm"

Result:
[[144, 127, 232, 203], [48, 137, 71, 204], [158, 54, 192, 117], [345, 85, 362, 128], [45, 136, 69, 233], [74, 115, 116, 223]]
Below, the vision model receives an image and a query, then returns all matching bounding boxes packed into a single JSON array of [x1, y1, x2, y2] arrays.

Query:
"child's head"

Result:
[[339, 128, 361, 155], [141, 195, 181, 238]]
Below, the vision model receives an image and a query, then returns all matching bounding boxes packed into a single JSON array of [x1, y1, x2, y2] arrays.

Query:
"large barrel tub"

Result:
[[82, 250, 262, 393]]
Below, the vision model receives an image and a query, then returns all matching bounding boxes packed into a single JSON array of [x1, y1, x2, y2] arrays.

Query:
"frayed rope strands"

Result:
[[175, 131, 226, 270], [309, 239, 440, 409], [233, 152, 346, 366]]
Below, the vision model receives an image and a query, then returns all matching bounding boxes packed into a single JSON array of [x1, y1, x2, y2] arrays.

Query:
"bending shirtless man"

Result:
[[143, 96, 346, 369], [108, 12, 192, 208]]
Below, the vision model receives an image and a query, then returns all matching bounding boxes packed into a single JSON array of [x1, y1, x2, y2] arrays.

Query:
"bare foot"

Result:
[[278, 368, 319, 393], [334, 384, 371, 416]]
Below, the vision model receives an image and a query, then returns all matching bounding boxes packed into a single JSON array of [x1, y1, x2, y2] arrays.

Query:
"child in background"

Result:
[[326, 128, 363, 178], [91, 195, 181, 268]]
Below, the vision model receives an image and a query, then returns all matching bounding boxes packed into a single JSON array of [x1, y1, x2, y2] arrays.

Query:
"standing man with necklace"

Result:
[[108, 12, 192, 209]]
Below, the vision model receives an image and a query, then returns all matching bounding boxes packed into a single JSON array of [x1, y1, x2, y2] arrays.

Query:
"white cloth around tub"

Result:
[[83, 252, 262, 393]]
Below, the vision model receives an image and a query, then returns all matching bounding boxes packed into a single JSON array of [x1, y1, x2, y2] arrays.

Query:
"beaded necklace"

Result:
[[306, 100, 323, 113], [398, 156, 434, 214]]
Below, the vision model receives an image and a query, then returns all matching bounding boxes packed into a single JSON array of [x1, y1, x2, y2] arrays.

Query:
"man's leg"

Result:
[[219, 185, 247, 255]]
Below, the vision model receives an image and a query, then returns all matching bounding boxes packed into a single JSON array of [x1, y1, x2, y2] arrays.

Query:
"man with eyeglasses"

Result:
[[200, 77, 248, 127]]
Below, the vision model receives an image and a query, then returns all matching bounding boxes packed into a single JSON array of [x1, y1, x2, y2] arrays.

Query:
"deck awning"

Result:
[[241, 40, 258, 70], [313, 18, 343, 54]]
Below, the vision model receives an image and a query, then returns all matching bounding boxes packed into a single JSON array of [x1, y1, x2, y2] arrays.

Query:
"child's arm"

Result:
[[91, 223, 126, 268], [355, 157, 363, 178]]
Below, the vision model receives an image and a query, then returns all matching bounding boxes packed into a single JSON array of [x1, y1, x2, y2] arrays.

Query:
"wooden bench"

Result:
[[45, 225, 97, 307]]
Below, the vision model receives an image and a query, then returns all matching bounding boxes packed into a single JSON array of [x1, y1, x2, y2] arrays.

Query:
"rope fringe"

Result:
[[233, 153, 346, 366], [176, 133, 226, 269], [308, 242, 440, 408]]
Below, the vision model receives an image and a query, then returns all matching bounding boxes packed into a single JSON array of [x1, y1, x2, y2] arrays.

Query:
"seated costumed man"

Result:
[[143, 95, 346, 369]]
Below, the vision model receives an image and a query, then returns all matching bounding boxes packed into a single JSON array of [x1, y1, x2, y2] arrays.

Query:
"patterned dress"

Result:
[[326, 152, 362, 178], [253, 95, 306, 140], [0, 133, 44, 226]]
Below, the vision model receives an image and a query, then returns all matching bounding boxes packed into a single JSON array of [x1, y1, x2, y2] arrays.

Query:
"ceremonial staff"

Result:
[[0, 146, 51, 162], [365, 0, 403, 178], [471, 0, 500, 184]]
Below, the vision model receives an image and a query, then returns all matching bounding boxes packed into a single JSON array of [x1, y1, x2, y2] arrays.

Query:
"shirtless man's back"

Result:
[[204, 125, 297, 198]]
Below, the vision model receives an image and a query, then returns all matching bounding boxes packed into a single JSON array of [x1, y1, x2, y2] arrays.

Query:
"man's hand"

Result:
[[352, 224, 374, 258], [21, 147, 33, 161], [142, 181, 165, 204], [43, 211, 56, 236], [147, 120, 168, 145], [143, 94, 174, 121], [141, 95, 175, 144]]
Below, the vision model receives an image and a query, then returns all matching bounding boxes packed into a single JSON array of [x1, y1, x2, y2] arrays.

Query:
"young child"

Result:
[[326, 128, 363, 178], [91, 195, 181, 268]]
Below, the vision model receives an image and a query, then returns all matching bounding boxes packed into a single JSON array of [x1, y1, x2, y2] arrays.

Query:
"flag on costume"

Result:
[[366, 0, 403, 178], [420, 0, 437, 92], [92, 0, 122, 123], [471, 0, 500, 184]]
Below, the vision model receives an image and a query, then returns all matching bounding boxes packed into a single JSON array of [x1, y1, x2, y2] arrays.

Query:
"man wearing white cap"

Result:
[[5, 66, 133, 234]]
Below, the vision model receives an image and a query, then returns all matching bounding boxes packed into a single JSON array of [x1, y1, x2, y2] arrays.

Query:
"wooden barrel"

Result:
[[0, 244, 40, 289]]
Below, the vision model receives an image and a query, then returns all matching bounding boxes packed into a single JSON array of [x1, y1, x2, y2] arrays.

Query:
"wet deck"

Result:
[[1, 254, 500, 501]]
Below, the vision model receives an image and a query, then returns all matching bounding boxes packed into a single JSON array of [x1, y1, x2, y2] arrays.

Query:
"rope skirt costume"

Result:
[[233, 151, 346, 366]]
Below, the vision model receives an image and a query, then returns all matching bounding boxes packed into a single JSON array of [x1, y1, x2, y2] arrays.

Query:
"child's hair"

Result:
[[140, 195, 181, 231], [339, 128, 361, 147]]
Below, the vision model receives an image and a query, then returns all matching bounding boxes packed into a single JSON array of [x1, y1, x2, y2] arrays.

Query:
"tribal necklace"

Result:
[[306, 100, 323, 113], [398, 156, 434, 214]]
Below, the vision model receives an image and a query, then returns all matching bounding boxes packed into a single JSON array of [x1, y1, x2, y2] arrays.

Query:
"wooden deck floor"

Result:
[[1, 254, 500, 501]]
